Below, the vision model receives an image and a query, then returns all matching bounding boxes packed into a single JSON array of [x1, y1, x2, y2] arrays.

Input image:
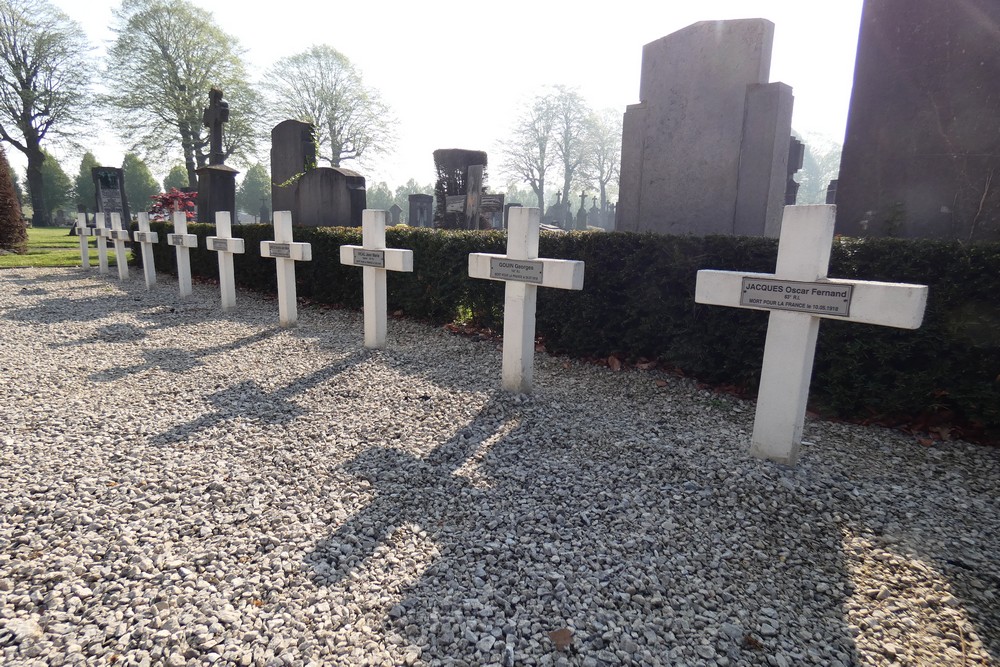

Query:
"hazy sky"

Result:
[[41, 0, 865, 189]]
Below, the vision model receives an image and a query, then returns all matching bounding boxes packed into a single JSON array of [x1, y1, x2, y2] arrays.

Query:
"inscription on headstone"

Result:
[[740, 278, 853, 317], [269, 243, 291, 258], [489, 257, 544, 284], [352, 248, 385, 268]]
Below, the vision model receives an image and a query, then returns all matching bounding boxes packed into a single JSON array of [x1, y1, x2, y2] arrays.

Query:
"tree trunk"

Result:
[[534, 179, 545, 217], [180, 123, 198, 188], [26, 148, 47, 227]]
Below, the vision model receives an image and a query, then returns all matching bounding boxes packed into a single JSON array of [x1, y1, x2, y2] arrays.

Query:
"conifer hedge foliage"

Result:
[[141, 222, 1000, 437]]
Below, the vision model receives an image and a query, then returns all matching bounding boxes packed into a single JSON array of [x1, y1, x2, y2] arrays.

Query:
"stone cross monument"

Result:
[[197, 88, 238, 223]]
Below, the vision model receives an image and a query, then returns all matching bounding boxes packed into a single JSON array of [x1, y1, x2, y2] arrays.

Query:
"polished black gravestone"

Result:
[[835, 0, 1000, 241]]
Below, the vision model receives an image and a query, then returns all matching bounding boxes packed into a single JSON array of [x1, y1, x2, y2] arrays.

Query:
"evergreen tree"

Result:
[[25, 150, 72, 225], [122, 153, 160, 214], [163, 164, 188, 191], [0, 145, 27, 252], [236, 163, 270, 216], [74, 151, 99, 211]]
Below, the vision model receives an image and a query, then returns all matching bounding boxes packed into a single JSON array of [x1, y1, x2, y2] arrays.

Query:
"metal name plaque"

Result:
[[212, 238, 230, 252], [352, 248, 385, 268], [740, 277, 853, 317], [166, 234, 183, 246], [268, 243, 291, 258], [490, 257, 544, 284]]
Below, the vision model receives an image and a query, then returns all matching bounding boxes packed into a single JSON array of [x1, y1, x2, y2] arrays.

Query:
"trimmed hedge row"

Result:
[[140, 222, 1000, 435]]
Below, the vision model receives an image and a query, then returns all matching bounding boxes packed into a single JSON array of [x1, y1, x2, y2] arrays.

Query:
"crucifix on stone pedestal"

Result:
[[695, 205, 928, 465], [203, 88, 229, 166], [198, 88, 238, 224]]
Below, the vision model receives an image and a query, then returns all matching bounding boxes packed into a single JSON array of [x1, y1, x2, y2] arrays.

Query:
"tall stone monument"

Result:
[[616, 19, 793, 237], [196, 88, 238, 223], [835, 0, 1000, 241], [408, 194, 433, 228]]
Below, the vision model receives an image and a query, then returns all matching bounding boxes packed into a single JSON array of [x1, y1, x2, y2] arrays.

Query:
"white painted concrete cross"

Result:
[[132, 212, 159, 289], [166, 210, 198, 297], [206, 211, 245, 311], [75, 212, 92, 269], [339, 209, 414, 348], [695, 205, 928, 465], [108, 213, 131, 281], [260, 210, 312, 327], [93, 215, 110, 275], [469, 207, 585, 392]]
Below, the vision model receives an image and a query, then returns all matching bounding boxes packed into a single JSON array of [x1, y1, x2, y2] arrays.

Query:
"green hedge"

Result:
[[139, 222, 1000, 435]]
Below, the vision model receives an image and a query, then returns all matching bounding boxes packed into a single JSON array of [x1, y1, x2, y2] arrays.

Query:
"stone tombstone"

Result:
[[835, 0, 1000, 240], [387, 203, 403, 225], [589, 198, 603, 230], [91, 167, 130, 228], [825, 180, 838, 205], [616, 19, 793, 237], [576, 191, 588, 230], [408, 194, 433, 228], [197, 88, 237, 223], [271, 120, 317, 214], [503, 202, 522, 229], [785, 136, 805, 205], [294, 167, 367, 227]]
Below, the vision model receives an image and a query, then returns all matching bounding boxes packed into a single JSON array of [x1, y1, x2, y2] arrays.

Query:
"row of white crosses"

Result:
[[77, 204, 927, 466]]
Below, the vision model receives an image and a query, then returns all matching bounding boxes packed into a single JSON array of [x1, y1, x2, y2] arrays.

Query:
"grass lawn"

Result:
[[0, 226, 132, 269]]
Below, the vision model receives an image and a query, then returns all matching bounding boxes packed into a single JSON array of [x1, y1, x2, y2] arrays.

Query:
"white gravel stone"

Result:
[[0, 267, 998, 667]]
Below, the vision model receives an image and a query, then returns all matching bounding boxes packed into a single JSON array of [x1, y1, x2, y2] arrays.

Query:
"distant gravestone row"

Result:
[[75, 205, 928, 467]]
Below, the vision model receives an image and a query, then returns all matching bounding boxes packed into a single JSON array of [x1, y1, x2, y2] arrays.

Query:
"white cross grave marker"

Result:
[[75, 212, 92, 269], [166, 210, 198, 297], [339, 209, 414, 348], [109, 213, 131, 281], [260, 210, 312, 327], [469, 207, 585, 393], [93, 214, 110, 275], [695, 205, 928, 465], [206, 211, 245, 311], [132, 212, 159, 289]]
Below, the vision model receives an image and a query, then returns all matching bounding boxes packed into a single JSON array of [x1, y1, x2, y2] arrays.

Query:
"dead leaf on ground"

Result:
[[742, 634, 764, 650], [636, 360, 657, 370], [655, 379, 668, 388], [608, 356, 622, 372], [535, 342, 546, 352], [548, 627, 574, 651]]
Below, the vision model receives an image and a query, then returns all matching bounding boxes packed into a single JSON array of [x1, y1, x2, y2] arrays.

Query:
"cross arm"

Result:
[[696, 270, 928, 329], [339, 245, 413, 272], [469, 253, 585, 291], [260, 241, 312, 261], [207, 236, 246, 254]]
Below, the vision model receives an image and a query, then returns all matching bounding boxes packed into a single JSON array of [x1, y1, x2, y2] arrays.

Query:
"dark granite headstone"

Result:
[[408, 194, 433, 228], [271, 120, 317, 214], [294, 167, 366, 227], [388, 203, 402, 225], [836, 0, 1000, 240], [785, 137, 805, 205], [91, 167, 130, 228], [503, 202, 521, 229]]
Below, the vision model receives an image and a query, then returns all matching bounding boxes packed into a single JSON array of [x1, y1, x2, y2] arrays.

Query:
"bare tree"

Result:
[[501, 95, 556, 214], [582, 108, 622, 211], [0, 0, 91, 226], [104, 0, 261, 187], [262, 45, 395, 168], [550, 86, 591, 205]]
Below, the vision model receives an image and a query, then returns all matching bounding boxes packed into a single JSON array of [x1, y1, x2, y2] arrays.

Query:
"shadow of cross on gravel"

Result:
[[86, 328, 281, 383], [149, 350, 368, 446], [307, 394, 515, 588]]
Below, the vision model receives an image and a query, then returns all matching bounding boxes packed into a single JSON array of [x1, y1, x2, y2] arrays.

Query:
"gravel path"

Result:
[[0, 267, 997, 667]]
